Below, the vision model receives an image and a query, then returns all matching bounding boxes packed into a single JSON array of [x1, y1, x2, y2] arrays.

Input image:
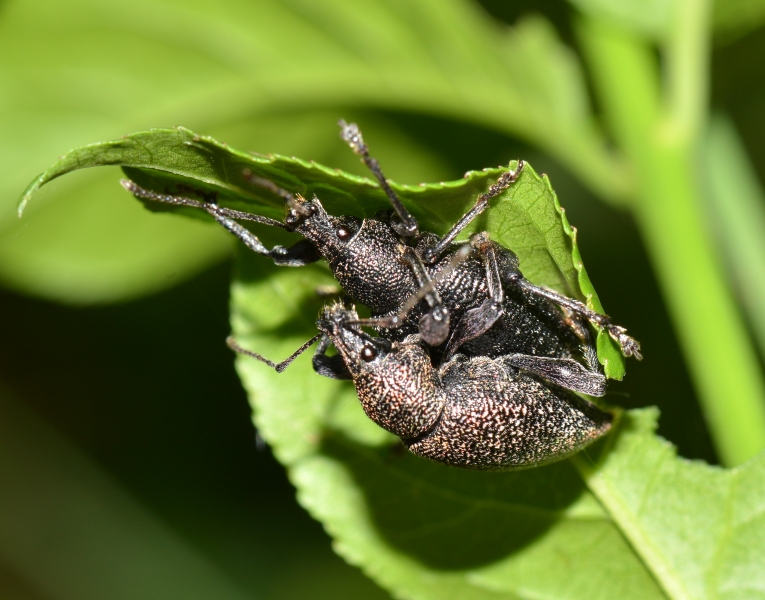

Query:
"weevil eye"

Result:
[[333, 216, 361, 242], [360, 345, 377, 362]]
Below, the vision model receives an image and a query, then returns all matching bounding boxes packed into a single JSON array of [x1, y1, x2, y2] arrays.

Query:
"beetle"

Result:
[[122, 122, 639, 396], [230, 303, 613, 470]]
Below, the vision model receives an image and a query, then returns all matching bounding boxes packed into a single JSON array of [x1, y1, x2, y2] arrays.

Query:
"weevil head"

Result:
[[287, 196, 364, 263], [316, 303, 392, 379], [316, 303, 445, 438]]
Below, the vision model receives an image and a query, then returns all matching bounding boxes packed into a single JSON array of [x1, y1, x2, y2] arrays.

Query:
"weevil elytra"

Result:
[[123, 121, 639, 397]]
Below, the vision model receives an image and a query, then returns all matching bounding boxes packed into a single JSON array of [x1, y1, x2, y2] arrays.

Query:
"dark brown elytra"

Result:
[[122, 121, 640, 397]]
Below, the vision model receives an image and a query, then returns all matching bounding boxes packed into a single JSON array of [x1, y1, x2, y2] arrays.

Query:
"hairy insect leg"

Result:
[[311, 335, 353, 380], [348, 246, 472, 345], [559, 310, 601, 372], [338, 120, 419, 239], [513, 278, 642, 360], [444, 234, 504, 358], [122, 179, 282, 225], [226, 334, 321, 373], [500, 354, 607, 397], [422, 162, 525, 264], [121, 179, 322, 267]]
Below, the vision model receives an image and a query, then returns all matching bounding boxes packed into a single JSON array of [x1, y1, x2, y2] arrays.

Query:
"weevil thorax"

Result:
[[317, 304, 445, 439], [297, 203, 415, 314]]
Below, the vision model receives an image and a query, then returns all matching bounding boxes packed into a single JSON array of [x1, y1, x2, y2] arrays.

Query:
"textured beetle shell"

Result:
[[292, 202, 583, 363], [347, 337, 611, 470], [426, 243, 581, 360], [355, 343, 446, 439], [405, 355, 612, 469], [328, 218, 416, 316], [322, 213, 583, 361]]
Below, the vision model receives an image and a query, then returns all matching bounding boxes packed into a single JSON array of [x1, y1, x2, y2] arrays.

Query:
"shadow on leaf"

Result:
[[319, 429, 595, 570]]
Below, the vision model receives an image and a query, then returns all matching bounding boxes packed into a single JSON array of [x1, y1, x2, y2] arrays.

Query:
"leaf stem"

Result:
[[578, 14, 765, 466], [704, 116, 765, 362], [664, 0, 710, 144]]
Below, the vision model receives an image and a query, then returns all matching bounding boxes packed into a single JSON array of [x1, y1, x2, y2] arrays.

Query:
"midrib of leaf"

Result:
[[705, 473, 737, 597], [572, 455, 690, 600]]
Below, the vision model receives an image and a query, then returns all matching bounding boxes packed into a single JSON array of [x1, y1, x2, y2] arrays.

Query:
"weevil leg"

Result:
[[510, 277, 642, 360], [121, 179, 322, 267], [121, 179, 285, 226], [561, 310, 602, 374], [443, 233, 504, 358], [402, 248, 451, 345], [210, 210, 321, 266], [338, 120, 419, 239], [421, 162, 524, 265], [226, 334, 321, 373], [311, 335, 353, 380], [348, 246, 472, 346], [499, 354, 607, 397]]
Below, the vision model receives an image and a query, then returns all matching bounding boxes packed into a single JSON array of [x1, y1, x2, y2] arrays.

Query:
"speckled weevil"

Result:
[[123, 122, 640, 397], [229, 303, 612, 470]]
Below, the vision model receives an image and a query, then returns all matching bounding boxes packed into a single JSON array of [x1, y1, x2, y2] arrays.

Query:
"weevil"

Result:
[[123, 122, 640, 396], [230, 303, 612, 470]]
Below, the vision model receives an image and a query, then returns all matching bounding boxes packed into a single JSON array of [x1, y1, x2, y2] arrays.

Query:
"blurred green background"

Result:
[[1, 0, 764, 598]]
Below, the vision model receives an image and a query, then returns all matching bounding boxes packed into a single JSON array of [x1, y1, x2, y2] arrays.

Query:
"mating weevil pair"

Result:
[[122, 122, 640, 469]]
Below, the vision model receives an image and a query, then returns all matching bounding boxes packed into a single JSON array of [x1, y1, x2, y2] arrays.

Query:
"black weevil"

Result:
[[122, 122, 639, 396], [230, 303, 613, 470]]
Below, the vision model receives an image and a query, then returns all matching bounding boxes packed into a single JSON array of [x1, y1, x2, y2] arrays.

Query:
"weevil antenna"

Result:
[[120, 179, 288, 228], [226, 334, 321, 373], [242, 170, 311, 217]]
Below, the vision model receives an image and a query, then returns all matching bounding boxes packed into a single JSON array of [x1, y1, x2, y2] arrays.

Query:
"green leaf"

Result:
[[229, 258, 765, 599], [6, 112, 447, 304], [20, 127, 625, 376], [228, 260, 654, 600], [574, 410, 765, 600], [4, 0, 631, 304]]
